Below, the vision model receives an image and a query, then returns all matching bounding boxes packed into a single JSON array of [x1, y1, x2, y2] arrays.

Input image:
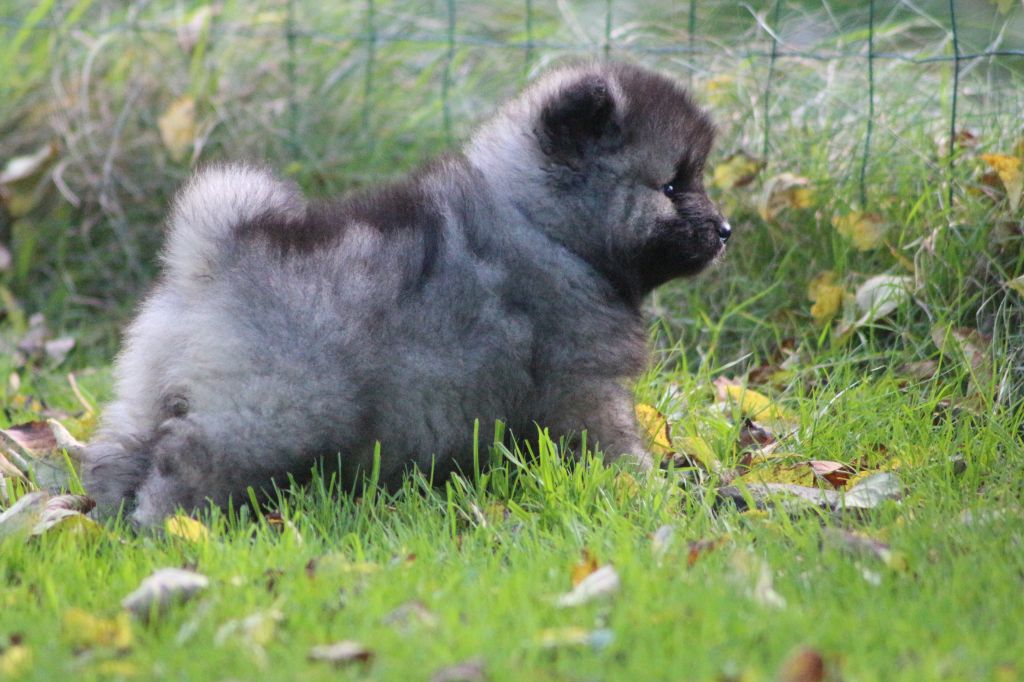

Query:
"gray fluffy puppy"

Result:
[[82, 61, 730, 525]]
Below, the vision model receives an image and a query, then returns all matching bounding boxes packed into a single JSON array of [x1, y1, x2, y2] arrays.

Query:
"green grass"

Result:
[[2, 0, 1024, 679]]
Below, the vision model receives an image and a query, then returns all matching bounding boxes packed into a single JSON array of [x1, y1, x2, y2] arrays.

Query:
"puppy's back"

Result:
[[162, 164, 306, 287]]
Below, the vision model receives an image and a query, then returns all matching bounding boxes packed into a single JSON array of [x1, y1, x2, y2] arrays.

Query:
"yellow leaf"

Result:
[[833, 211, 887, 251], [807, 272, 845, 324], [0, 644, 31, 677], [717, 382, 791, 423], [759, 173, 813, 221], [738, 461, 814, 487], [635, 403, 672, 457], [712, 152, 764, 190], [165, 514, 209, 542], [157, 97, 196, 162], [980, 153, 1023, 213], [62, 608, 133, 650], [570, 549, 599, 587], [677, 436, 722, 473], [1007, 275, 1024, 297]]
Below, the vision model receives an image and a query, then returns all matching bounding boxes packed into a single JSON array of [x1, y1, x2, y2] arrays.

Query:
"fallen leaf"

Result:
[[842, 472, 902, 509], [431, 658, 487, 682], [382, 600, 438, 630], [165, 514, 209, 543], [0, 142, 58, 185], [899, 360, 938, 381], [308, 641, 374, 667], [688, 537, 728, 568], [931, 326, 993, 394], [1007, 275, 1024, 297], [158, 97, 196, 163], [759, 173, 813, 221], [777, 646, 826, 682], [980, 152, 1022, 212], [719, 471, 901, 513], [62, 608, 133, 651], [0, 491, 96, 540], [635, 403, 673, 459], [536, 627, 614, 650], [214, 609, 281, 648], [823, 528, 907, 571], [674, 436, 722, 472], [0, 419, 82, 489], [712, 152, 764, 189], [807, 271, 845, 324], [836, 274, 914, 337], [736, 419, 776, 451], [808, 460, 854, 488], [714, 378, 792, 423], [0, 643, 31, 678], [570, 549, 600, 587], [122, 568, 209, 620], [556, 564, 619, 607], [833, 211, 887, 251]]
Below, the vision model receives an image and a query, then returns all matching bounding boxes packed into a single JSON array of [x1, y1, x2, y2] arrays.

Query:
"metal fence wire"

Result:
[[1, 1, 1022, 232]]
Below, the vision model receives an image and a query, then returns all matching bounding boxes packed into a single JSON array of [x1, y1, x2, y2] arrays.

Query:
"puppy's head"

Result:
[[468, 61, 728, 300]]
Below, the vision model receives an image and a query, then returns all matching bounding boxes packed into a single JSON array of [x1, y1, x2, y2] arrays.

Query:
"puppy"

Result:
[[82, 61, 730, 525]]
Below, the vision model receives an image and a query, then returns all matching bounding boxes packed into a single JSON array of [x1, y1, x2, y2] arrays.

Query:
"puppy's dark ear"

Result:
[[537, 75, 620, 160]]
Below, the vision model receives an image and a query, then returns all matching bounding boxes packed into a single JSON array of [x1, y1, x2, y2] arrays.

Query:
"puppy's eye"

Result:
[[661, 183, 675, 197]]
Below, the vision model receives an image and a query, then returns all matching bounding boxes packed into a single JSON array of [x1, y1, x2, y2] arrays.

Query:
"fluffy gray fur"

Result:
[[82, 61, 730, 526]]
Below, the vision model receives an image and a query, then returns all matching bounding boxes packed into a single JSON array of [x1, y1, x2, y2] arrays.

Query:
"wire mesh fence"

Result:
[[0, 0, 1022, 313]]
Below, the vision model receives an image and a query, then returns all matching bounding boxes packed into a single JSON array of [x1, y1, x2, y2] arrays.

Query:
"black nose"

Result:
[[717, 220, 732, 242]]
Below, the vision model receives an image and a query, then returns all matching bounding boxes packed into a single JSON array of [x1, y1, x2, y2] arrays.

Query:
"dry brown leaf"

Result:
[[931, 326, 992, 394], [122, 568, 209, 620], [736, 419, 776, 452], [308, 641, 374, 667], [0, 419, 82, 490], [382, 600, 438, 630], [808, 460, 854, 488], [759, 173, 813, 221], [687, 537, 728, 568], [570, 549, 600, 587], [778, 646, 826, 682], [0, 491, 96, 540]]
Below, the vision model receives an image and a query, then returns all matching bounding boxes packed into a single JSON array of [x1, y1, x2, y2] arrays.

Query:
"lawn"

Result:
[[1, 1, 1023, 680]]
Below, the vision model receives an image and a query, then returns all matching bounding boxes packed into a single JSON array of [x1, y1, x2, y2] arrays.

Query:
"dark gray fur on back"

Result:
[[82, 61, 729, 525]]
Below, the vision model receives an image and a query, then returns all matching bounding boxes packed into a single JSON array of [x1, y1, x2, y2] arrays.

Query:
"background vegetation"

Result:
[[1, 0, 1022, 680]]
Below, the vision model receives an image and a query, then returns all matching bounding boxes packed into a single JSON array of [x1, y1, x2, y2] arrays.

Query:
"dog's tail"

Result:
[[161, 164, 305, 283]]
